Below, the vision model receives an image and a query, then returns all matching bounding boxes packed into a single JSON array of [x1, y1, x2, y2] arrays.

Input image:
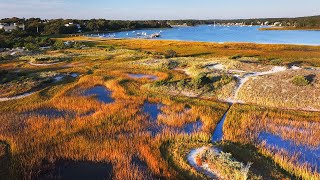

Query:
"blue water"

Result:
[[128, 74, 158, 80], [96, 25, 320, 45], [84, 86, 114, 104], [142, 102, 162, 120], [259, 132, 320, 172], [212, 112, 228, 143], [183, 120, 203, 134]]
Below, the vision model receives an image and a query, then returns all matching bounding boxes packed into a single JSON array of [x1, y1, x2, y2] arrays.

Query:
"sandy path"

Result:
[[0, 92, 35, 102], [187, 147, 219, 179], [187, 65, 289, 177], [209, 64, 287, 103], [29, 61, 63, 66]]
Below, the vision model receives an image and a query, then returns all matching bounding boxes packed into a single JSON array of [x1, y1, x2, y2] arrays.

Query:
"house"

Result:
[[64, 22, 82, 32], [273, 22, 282, 27], [64, 22, 74, 27], [0, 23, 25, 32]]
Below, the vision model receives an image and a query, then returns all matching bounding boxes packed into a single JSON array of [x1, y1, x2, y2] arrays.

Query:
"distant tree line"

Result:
[[0, 30, 53, 49], [0, 18, 171, 35], [167, 15, 320, 27], [0, 18, 171, 48], [1, 15, 320, 48]]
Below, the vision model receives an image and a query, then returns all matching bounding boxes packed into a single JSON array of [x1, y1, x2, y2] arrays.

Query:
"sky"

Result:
[[0, 0, 319, 20]]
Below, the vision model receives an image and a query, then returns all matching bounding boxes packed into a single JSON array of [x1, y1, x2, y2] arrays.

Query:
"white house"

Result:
[[0, 23, 25, 32]]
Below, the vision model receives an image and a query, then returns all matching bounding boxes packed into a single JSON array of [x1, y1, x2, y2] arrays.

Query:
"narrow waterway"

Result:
[[187, 105, 232, 179], [211, 109, 230, 143]]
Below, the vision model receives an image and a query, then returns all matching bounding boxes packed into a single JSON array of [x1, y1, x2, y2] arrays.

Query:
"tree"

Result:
[[25, 43, 39, 51], [53, 40, 65, 49]]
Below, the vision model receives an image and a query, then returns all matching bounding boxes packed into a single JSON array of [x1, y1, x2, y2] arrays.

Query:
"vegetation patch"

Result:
[[292, 75, 311, 86]]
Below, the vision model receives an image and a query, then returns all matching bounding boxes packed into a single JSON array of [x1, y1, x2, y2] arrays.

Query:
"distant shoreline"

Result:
[[259, 27, 320, 31]]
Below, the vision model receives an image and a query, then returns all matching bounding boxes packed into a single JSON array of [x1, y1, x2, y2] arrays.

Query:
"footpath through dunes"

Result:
[[0, 72, 80, 102], [187, 63, 320, 178], [0, 92, 35, 102], [28, 61, 64, 67], [207, 63, 288, 103]]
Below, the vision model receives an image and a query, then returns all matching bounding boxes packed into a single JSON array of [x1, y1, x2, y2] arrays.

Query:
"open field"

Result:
[[0, 38, 319, 179]]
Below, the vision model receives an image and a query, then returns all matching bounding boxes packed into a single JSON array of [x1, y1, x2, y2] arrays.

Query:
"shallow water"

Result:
[[70, 73, 79, 78], [40, 160, 113, 180], [142, 102, 162, 121], [84, 86, 114, 104], [128, 73, 158, 80], [54, 75, 64, 82], [96, 25, 320, 45], [212, 112, 228, 143], [259, 132, 320, 172], [183, 120, 203, 134], [131, 156, 149, 172]]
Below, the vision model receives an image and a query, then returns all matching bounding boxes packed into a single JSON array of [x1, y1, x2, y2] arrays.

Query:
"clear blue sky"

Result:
[[0, 0, 319, 20]]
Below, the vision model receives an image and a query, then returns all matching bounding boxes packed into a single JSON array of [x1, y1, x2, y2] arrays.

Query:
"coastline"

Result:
[[259, 27, 320, 31]]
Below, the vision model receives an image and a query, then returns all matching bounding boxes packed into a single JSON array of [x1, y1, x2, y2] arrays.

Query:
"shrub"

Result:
[[177, 79, 188, 88], [229, 54, 242, 60], [105, 46, 115, 51], [25, 43, 39, 51], [192, 73, 211, 88], [53, 40, 66, 50], [161, 60, 179, 69], [292, 75, 310, 86], [213, 74, 234, 88], [154, 80, 167, 86], [164, 49, 177, 58]]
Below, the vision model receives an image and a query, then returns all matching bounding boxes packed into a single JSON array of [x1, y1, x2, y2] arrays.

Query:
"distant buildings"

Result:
[[0, 23, 25, 32], [272, 22, 282, 27], [64, 22, 82, 32]]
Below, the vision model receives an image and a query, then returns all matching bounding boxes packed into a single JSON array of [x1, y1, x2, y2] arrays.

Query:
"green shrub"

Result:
[[25, 43, 39, 51], [229, 54, 242, 60], [192, 73, 211, 88], [292, 75, 310, 86], [213, 74, 233, 88], [164, 49, 177, 58], [177, 79, 188, 88], [53, 40, 66, 50], [87, 69, 94, 74], [154, 80, 167, 87], [105, 46, 115, 51], [161, 60, 179, 69]]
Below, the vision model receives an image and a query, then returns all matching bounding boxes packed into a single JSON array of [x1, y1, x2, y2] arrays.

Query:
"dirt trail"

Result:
[[187, 65, 289, 177], [29, 61, 63, 66], [0, 92, 35, 102]]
